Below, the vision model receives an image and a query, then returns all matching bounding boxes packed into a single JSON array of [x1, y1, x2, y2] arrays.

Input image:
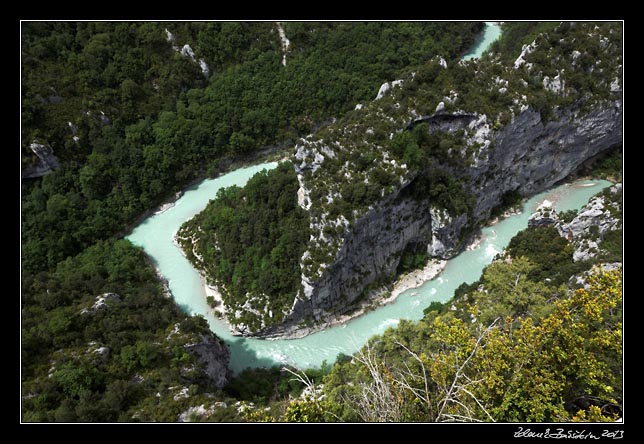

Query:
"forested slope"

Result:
[[21, 21, 482, 421], [179, 21, 622, 336], [22, 21, 481, 274], [226, 182, 623, 423]]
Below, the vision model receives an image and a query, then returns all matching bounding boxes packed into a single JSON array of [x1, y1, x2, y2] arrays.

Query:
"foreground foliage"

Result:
[[316, 265, 622, 423], [21, 240, 233, 422]]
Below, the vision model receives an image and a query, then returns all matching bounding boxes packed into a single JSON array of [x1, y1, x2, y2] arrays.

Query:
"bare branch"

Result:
[[282, 366, 315, 392], [436, 317, 500, 422]]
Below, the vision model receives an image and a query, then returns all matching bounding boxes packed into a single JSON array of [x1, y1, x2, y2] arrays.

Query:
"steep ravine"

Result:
[[177, 21, 622, 339], [257, 99, 622, 338]]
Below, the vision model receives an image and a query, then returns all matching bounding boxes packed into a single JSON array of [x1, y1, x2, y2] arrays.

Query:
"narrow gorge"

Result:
[[177, 21, 622, 338], [21, 20, 623, 423]]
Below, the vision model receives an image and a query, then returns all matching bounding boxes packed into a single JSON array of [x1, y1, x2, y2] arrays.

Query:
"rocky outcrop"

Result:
[[528, 200, 559, 227], [529, 183, 622, 262], [453, 101, 621, 240], [164, 27, 209, 77], [295, 188, 433, 325], [22, 141, 61, 179], [407, 102, 622, 261], [79, 292, 121, 315], [560, 184, 622, 262], [260, 100, 622, 338], [178, 404, 217, 422], [86, 341, 111, 365], [184, 333, 232, 388]]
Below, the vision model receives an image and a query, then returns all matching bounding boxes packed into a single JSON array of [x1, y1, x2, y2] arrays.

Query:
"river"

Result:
[[127, 164, 611, 372], [126, 22, 612, 373], [462, 21, 503, 60]]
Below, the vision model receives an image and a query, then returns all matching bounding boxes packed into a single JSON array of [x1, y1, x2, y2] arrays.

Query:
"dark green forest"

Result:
[[22, 21, 482, 275], [21, 239, 230, 421], [21, 20, 483, 422], [21, 21, 622, 423], [176, 162, 309, 332]]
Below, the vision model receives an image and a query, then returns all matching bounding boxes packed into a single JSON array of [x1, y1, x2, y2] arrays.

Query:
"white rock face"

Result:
[[172, 386, 190, 401], [86, 342, 111, 363], [181, 44, 196, 60], [178, 404, 216, 422], [355, 104, 363, 111], [164, 28, 174, 43], [375, 82, 391, 100], [530, 185, 622, 263], [93, 346, 110, 360], [543, 74, 565, 94], [435, 101, 445, 113], [466, 113, 492, 150], [438, 57, 447, 68], [610, 77, 621, 92], [23, 140, 61, 178], [296, 175, 312, 210], [513, 40, 537, 69], [80, 293, 121, 315], [375, 80, 403, 100], [443, 90, 458, 105], [293, 139, 336, 176], [198, 59, 209, 77], [276, 22, 290, 66], [163, 30, 209, 77]]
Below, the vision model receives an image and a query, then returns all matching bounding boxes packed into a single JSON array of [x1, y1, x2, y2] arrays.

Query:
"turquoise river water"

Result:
[[463, 21, 503, 60], [126, 22, 611, 373], [126, 163, 611, 372]]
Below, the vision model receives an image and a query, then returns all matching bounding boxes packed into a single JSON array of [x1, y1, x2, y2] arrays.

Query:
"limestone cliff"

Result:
[[251, 22, 622, 338], [184, 333, 232, 388], [453, 101, 622, 253], [256, 102, 621, 338], [529, 183, 623, 263], [167, 322, 232, 388]]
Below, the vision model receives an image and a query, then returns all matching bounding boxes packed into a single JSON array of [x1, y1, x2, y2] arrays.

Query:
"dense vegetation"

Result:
[[21, 240, 235, 421], [22, 22, 622, 423], [176, 163, 309, 332], [22, 21, 483, 421], [317, 266, 622, 422], [207, 192, 622, 422], [506, 226, 580, 286], [21, 21, 482, 275]]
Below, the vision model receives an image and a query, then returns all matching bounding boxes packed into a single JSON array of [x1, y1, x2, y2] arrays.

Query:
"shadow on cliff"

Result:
[[225, 336, 284, 374]]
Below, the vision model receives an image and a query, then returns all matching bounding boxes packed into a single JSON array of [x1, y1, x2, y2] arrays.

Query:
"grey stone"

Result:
[[184, 334, 231, 388], [254, 99, 622, 338], [22, 141, 61, 179]]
